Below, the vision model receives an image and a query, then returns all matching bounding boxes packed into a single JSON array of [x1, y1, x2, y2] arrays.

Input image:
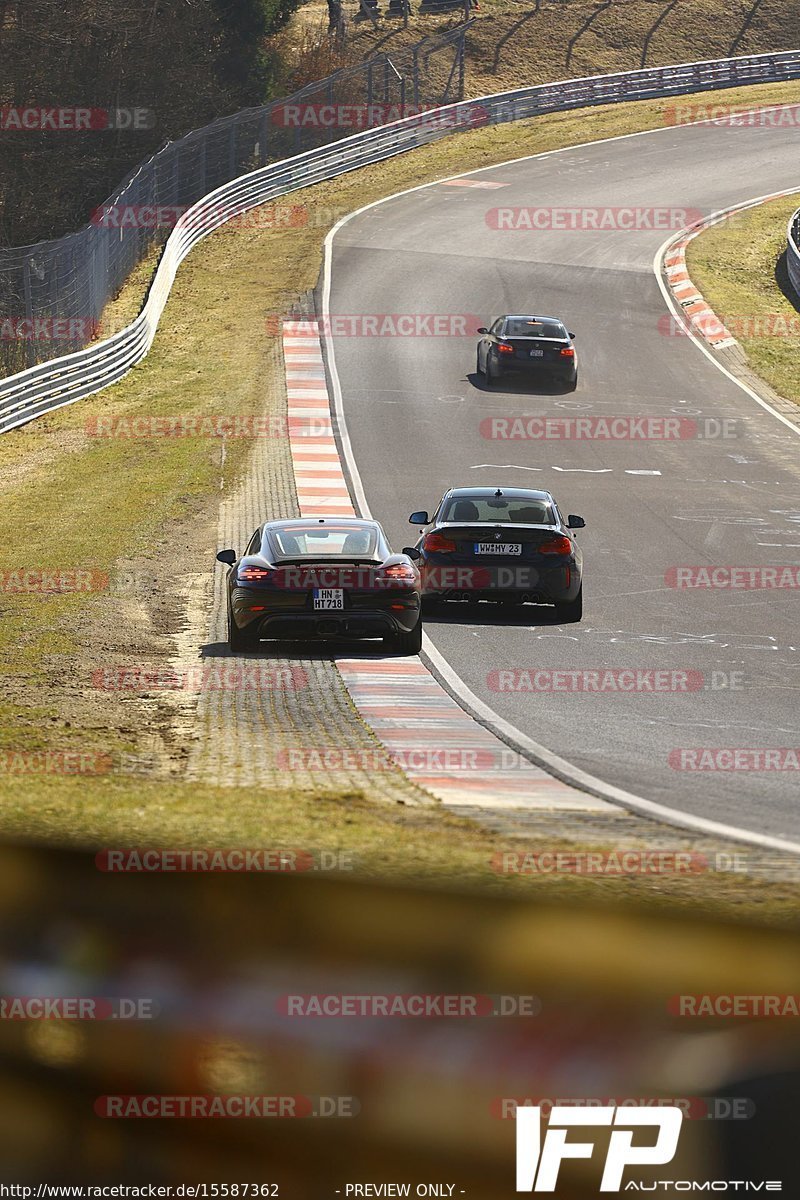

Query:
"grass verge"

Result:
[[686, 191, 800, 404]]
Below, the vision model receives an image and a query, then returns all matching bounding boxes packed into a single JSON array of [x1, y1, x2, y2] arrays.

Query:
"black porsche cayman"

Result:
[[217, 517, 423, 654]]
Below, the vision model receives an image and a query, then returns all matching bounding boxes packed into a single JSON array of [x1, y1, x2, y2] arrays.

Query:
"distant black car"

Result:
[[217, 517, 422, 654], [408, 486, 585, 621], [476, 314, 577, 389]]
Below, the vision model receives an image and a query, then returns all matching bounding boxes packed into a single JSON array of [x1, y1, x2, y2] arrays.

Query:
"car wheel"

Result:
[[476, 350, 484, 378], [566, 373, 578, 392], [554, 585, 583, 623], [485, 355, 496, 386], [228, 605, 256, 653], [384, 621, 423, 656]]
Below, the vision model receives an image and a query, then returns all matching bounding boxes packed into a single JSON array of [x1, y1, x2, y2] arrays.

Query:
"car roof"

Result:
[[444, 486, 554, 501], [262, 517, 379, 529], [500, 314, 565, 324]]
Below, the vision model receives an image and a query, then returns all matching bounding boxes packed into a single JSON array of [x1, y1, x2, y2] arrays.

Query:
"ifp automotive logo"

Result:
[[516, 1105, 683, 1192], [515, 1105, 782, 1192]]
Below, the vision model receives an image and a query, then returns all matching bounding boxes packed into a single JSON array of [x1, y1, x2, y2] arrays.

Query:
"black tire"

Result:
[[384, 620, 423, 656], [566, 373, 578, 392], [554, 585, 583, 623], [228, 605, 256, 653], [485, 353, 496, 386]]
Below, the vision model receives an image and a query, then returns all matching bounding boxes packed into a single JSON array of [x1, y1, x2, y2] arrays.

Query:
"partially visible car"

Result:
[[476, 315, 577, 389], [217, 517, 422, 654], [408, 486, 585, 621]]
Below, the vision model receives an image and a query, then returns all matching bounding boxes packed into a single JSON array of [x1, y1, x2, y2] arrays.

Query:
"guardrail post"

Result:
[[228, 122, 238, 178], [22, 257, 34, 369], [198, 135, 207, 194]]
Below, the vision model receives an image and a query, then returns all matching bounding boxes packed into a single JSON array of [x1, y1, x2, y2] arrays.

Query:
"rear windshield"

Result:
[[503, 318, 566, 339], [266, 523, 380, 558], [440, 497, 554, 524]]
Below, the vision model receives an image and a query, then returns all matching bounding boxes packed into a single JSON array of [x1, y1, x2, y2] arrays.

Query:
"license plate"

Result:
[[474, 543, 522, 555], [529, 348, 544, 357], [313, 588, 344, 610]]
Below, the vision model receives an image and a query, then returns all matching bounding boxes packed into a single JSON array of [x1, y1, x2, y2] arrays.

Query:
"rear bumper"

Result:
[[421, 561, 579, 602], [231, 588, 421, 639], [497, 360, 576, 378]]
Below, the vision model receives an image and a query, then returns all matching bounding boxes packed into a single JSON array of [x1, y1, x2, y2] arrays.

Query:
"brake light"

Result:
[[497, 342, 514, 355], [538, 536, 572, 555], [560, 346, 575, 357], [423, 533, 457, 553], [237, 565, 273, 583], [378, 564, 418, 582]]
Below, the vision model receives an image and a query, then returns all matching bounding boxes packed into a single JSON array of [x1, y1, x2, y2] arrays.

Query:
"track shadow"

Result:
[[565, 0, 613, 69], [490, 3, 540, 75], [422, 599, 572, 627], [467, 370, 576, 395], [728, 0, 767, 56], [640, 0, 681, 68], [200, 638, 407, 660]]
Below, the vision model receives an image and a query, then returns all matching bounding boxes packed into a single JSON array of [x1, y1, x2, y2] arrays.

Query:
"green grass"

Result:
[[687, 192, 800, 405]]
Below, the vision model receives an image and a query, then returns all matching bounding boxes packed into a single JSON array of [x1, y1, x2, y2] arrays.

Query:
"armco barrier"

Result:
[[2, 49, 800, 435], [788, 207, 800, 296]]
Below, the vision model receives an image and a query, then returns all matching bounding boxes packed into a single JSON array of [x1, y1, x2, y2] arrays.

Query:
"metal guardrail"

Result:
[[2, 48, 800, 434], [787, 207, 800, 296], [0, 22, 471, 377]]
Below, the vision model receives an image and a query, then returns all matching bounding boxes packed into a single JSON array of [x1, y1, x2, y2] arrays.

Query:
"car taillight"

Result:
[[378, 564, 417, 582], [560, 346, 575, 357], [423, 533, 457, 553], [497, 342, 514, 355], [237, 565, 273, 583], [538, 536, 572, 555]]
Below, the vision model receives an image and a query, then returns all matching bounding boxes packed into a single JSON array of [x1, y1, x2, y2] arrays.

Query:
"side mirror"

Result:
[[409, 511, 429, 525], [216, 549, 237, 564], [402, 546, 422, 561], [476, 327, 488, 335], [568, 331, 576, 338], [567, 515, 585, 529]]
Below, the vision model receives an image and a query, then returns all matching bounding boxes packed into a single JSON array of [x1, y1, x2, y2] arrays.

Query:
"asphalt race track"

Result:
[[327, 114, 800, 841]]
